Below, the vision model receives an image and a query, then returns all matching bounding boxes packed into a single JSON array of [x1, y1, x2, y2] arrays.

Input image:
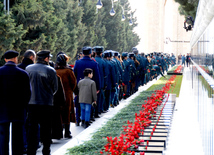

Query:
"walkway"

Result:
[[164, 66, 204, 155]]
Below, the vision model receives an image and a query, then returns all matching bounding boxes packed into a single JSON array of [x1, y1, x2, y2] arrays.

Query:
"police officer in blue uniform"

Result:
[[102, 51, 116, 111], [74, 46, 101, 125], [132, 49, 142, 91], [127, 53, 136, 95], [94, 46, 108, 116], [121, 52, 131, 98], [112, 51, 123, 105]]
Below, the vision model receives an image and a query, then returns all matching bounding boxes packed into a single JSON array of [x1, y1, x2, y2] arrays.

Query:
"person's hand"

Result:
[[97, 90, 100, 94]]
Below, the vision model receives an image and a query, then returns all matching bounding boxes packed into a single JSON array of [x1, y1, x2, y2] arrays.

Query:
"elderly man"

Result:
[[0, 50, 31, 155]]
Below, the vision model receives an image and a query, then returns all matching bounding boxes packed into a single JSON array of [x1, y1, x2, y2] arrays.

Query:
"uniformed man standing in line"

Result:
[[102, 51, 116, 111], [74, 47, 101, 125], [112, 51, 123, 105], [127, 53, 136, 95], [132, 49, 142, 92], [121, 52, 131, 99], [94, 46, 108, 116]]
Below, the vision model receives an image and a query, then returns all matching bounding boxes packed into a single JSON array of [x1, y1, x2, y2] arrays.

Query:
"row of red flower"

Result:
[[100, 75, 177, 155]]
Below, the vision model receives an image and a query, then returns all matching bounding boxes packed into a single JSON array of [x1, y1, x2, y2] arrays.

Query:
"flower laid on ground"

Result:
[[100, 75, 176, 155], [174, 65, 183, 73]]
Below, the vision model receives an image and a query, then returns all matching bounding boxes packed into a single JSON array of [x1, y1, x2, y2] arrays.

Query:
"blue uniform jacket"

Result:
[[111, 59, 119, 84], [113, 58, 123, 81], [103, 59, 116, 90], [122, 59, 131, 84], [74, 56, 101, 91]]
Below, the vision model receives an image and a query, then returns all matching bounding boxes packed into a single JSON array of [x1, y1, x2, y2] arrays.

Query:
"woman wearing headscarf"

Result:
[[55, 54, 77, 138]]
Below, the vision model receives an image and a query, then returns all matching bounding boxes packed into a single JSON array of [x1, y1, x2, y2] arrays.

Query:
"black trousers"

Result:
[[27, 105, 52, 155], [0, 122, 24, 155]]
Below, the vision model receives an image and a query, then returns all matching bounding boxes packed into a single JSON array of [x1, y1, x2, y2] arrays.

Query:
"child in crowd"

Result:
[[78, 68, 97, 128]]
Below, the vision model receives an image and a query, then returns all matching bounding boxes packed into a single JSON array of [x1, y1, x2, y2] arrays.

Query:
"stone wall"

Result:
[[141, 0, 192, 57]]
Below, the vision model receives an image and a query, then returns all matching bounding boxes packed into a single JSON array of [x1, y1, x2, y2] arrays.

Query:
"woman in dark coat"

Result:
[[55, 54, 77, 138]]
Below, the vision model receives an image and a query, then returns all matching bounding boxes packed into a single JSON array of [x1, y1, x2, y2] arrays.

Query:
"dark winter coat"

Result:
[[0, 61, 31, 123]]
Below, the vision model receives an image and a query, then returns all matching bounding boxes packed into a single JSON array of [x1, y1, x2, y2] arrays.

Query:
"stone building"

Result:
[[135, 0, 192, 58]]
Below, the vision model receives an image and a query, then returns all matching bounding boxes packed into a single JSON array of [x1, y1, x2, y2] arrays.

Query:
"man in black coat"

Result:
[[0, 50, 31, 155], [26, 50, 58, 155]]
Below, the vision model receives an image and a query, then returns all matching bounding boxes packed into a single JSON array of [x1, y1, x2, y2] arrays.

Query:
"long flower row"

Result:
[[100, 75, 176, 155]]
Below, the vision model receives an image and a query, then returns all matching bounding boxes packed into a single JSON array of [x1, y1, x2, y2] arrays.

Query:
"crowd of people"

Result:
[[178, 53, 191, 67], [0, 47, 179, 155]]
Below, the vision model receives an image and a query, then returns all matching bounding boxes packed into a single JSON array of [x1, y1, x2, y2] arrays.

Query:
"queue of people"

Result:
[[0, 47, 177, 155]]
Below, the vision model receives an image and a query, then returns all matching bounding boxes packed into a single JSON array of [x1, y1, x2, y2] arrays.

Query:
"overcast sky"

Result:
[[129, 0, 145, 52]]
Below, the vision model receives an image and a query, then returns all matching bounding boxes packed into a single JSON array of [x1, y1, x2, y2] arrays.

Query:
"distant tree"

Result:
[[0, 13, 26, 64], [64, 0, 86, 62], [174, 0, 199, 20], [0, 1, 4, 16], [11, 0, 62, 54]]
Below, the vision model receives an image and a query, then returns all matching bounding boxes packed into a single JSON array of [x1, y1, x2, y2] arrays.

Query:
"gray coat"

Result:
[[78, 77, 97, 104]]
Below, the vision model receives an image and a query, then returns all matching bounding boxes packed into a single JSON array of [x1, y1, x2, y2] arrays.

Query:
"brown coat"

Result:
[[56, 68, 77, 124]]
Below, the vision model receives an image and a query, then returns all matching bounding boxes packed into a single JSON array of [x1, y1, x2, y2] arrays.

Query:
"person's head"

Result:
[[129, 53, 135, 59], [133, 50, 138, 55], [83, 68, 93, 78], [103, 51, 112, 60], [3, 50, 19, 64], [114, 52, 119, 58], [56, 54, 70, 67], [132, 47, 138, 52], [37, 50, 52, 63], [122, 52, 128, 60], [79, 52, 83, 58], [108, 51, 113, 59], [24, 49, 36, 63], [82, 46, 92, 57], [93, 46, 104, 56]]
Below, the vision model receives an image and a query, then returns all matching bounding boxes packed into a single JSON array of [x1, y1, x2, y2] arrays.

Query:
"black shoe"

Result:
[[95, 115, 100, 118], [110, 104, 114, 108], [64, 133, 72, 139], [84, 121, 90, 128], [75, 122, 80, 126], [90, 117, 95, 121]]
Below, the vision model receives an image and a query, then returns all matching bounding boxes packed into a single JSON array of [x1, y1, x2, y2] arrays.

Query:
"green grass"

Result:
[[167, 75, 183, 97], [147, 75, 172, 91]]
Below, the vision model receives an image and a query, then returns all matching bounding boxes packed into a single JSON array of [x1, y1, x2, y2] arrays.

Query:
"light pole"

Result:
[[3, 0, 9, 14], [121, 5, 125, 21], [110, 0, 116, 16], [96, 0, 103, 9]]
